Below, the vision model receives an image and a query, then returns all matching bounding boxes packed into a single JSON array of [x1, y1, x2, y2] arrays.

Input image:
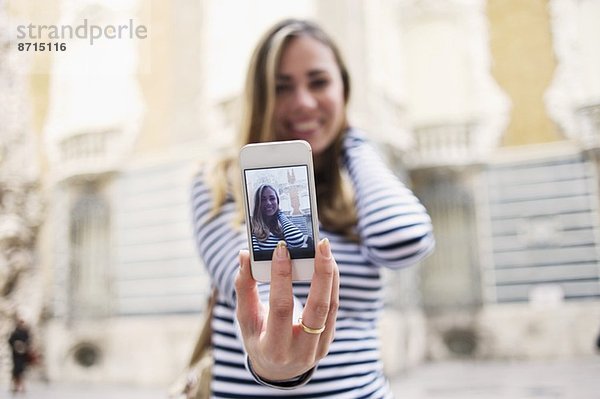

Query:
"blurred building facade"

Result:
[[2, 0, 600, 388]]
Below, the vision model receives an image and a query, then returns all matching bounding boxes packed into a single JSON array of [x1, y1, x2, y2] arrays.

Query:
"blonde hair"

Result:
[[206, 19, 357, 239], [251, 184, 282, 241]]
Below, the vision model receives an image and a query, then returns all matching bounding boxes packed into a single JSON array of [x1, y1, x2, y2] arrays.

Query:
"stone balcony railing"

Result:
[[56, 130, 119, 181], [577, 103, 600, 149], [405, 122, 479, 169]]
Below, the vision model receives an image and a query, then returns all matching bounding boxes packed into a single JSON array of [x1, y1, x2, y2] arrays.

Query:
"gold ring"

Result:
[[298, 317, 325, 335]]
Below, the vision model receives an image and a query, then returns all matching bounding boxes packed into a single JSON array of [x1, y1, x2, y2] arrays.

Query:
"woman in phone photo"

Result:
[[250, 184, 305, 251], [191, 18, 435, 398]]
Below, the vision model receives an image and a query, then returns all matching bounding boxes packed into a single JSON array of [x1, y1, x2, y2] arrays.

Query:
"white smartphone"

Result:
[[239, 140, 319, 282]]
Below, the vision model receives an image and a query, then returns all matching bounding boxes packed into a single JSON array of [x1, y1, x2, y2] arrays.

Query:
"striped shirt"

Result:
[[190, 128, 434, 399], [252, 212, 305, 251]]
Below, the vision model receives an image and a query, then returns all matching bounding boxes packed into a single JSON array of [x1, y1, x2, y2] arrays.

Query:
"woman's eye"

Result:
[[310, 79, 329, 89], [276, 84, 292, 94]]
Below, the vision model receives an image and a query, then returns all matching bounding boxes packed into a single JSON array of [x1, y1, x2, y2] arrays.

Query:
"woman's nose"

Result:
[[292, 87, 317, 110]]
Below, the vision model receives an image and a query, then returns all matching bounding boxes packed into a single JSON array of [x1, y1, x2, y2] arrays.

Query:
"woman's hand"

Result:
[[235, 238, 340, 382]]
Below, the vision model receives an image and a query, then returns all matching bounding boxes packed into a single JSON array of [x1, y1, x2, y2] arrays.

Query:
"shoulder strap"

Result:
[[188, 288, 218, 366]]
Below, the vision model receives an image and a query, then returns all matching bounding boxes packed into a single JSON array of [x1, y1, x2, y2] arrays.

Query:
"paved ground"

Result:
[[390, 356, 600, 399], [4, 357, 600, 398]]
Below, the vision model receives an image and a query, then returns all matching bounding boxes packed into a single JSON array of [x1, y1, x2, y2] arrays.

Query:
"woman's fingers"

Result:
[[266, 241, 294, 345], [235, 250, 263, 337], [297, 238, 336, 345]]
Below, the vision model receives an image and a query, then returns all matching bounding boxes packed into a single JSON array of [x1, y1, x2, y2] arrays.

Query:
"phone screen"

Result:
[[244, 165, 316, 261]]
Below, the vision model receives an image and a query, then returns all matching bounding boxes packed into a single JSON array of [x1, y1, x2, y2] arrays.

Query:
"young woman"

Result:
[[250, 184, 305, 252], [191, 18, 434, 398]]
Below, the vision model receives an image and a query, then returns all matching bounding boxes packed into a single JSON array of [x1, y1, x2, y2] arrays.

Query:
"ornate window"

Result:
[[69, 184, 112, 319]]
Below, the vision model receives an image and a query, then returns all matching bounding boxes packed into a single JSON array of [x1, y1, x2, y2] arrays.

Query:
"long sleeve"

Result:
[[190, 172, 247, 306], [343, 129, 435, 268], [278, 212, 305, 248]]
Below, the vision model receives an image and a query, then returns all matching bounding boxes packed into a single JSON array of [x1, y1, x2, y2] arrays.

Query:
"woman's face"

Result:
[[260, 187, 278, 217], [273, 36, 346, 155]]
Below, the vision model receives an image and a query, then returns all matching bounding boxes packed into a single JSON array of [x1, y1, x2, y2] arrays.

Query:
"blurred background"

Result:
[[1, 0, 600, 397]]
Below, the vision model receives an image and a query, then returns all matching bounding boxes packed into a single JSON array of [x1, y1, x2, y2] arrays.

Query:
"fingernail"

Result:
[[276, 240, 289, 259], [319, 237, 331, 257]]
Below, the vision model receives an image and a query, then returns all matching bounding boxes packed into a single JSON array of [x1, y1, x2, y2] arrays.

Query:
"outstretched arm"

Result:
[[278, 212, 305, 248], [190, 171, 247, 305]]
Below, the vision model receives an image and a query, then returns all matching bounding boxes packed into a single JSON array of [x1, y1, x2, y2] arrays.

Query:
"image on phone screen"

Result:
[[244, 165, 316, 261]]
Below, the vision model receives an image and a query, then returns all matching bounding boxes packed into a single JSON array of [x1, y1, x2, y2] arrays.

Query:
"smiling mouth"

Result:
[[291, 120, 320, 133]]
